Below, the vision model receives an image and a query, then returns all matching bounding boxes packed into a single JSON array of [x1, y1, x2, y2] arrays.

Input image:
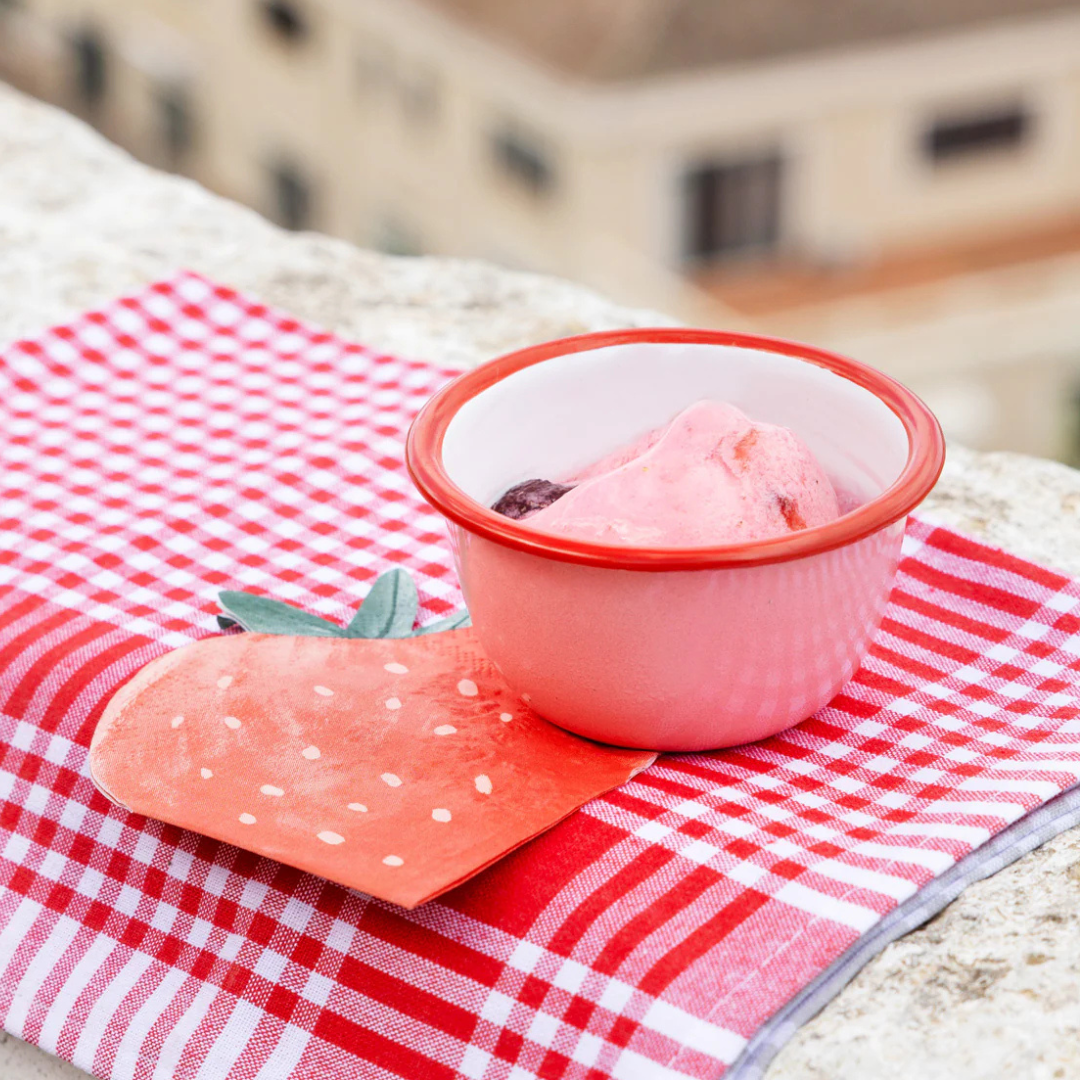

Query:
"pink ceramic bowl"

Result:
[[407, 329, 944, 752]]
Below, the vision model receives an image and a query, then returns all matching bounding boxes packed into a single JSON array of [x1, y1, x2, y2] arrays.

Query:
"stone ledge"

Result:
[[0, 85, 674, 370], [769, 446, 1080, 1080], [1, 82, 1078, 1080]]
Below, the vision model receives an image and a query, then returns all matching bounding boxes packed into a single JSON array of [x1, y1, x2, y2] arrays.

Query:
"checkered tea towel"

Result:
[[3, 273, 1080, 1080]]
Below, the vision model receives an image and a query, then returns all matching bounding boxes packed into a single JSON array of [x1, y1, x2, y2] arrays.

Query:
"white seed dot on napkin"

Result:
[[500, 713, 512, 723], [385, 698, 402, 711], [239, 812, 256, 825], [260, 785, 284, 797], [384, 662, 408, 675], [433, 725, 456, 736], [301, 745, 321, 760], [170, 715, 184, 729], [200, 768, 213, 780], [223, 716, 241, 730], [347, 803, 368, 813], [457, 679, 478, 697], [217, 676, 233, 690], [314, 685, 333, 697], [381, 773, 403, 788], [475, 774, 492, 795], [317, 831, 345, 845], [432, 808, 452, 823], [382, 855, 404, 867]]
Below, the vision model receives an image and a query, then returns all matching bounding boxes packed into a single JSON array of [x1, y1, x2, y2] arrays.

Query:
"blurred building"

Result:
[[2, 0, 1080, 457]]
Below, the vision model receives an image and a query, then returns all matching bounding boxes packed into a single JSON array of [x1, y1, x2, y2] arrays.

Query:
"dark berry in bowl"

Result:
[[491, 479, 574, 520]]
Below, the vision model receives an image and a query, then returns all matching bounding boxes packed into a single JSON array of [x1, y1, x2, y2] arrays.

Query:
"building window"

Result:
[[372, 215, 421, 257], [1066, 384, 1080, 468], [923, 104, 1031, 164], [683, 153, 783, 263], [400, 68, 439, 124], [70, 28, 107, 110], [259, 0, 308, 44], [268, 161, 313, 230], [356, 44, 390, 91], [157, 86, 194, 167], [491, 126, 554, 196]]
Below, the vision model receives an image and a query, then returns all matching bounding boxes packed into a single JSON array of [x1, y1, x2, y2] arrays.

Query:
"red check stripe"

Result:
[[2, 274, 1080, 1079]]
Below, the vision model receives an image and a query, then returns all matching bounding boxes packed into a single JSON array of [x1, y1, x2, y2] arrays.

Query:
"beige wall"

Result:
[[556, 8, 1080, 266], [3, 0, 1080, 457], [11, 1, 1080, 274]]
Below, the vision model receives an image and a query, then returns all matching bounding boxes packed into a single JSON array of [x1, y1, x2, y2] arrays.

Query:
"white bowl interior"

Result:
[[442, 342, 910, 512]]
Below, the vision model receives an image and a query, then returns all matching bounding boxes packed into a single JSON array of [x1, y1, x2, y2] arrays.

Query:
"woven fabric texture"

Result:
[[1, 273, 1078, 1080]]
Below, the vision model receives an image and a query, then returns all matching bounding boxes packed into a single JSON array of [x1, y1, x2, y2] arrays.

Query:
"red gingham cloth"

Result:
[[2, 273, 1080, 1080]]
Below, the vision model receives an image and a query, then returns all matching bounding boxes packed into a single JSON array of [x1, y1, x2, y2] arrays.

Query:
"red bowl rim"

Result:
[[406, 328, 945, 571]]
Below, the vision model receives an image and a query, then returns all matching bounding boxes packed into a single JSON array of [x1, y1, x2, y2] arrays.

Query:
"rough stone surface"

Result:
[[767, 444, 1080, 1080], [1, 82, 1078, 1080], [0, 86, 673, 371]]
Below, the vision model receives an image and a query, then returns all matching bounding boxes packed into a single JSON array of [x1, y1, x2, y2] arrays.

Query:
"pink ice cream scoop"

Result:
[[504, 400, 841, 547]]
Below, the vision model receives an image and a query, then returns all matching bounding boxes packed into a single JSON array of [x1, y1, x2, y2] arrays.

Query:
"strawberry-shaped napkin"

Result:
[[89, 572, 655, 909]]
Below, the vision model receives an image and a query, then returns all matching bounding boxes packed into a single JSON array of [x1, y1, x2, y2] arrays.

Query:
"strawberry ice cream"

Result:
[[493, 400, 841, 547]]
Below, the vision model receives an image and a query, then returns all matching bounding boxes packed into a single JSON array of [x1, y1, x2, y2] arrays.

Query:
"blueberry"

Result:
[[491, 479, 574, 520]]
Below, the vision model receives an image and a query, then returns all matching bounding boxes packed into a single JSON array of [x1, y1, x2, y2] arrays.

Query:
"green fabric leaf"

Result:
[[218, 592, 346, 637], [413, 609, 472, 635], [345, 569, 419, 639], [219, 572, 470, 640]]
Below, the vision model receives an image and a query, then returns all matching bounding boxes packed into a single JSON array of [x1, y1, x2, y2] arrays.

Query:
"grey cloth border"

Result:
[[726, 781, 1080, 1079]]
